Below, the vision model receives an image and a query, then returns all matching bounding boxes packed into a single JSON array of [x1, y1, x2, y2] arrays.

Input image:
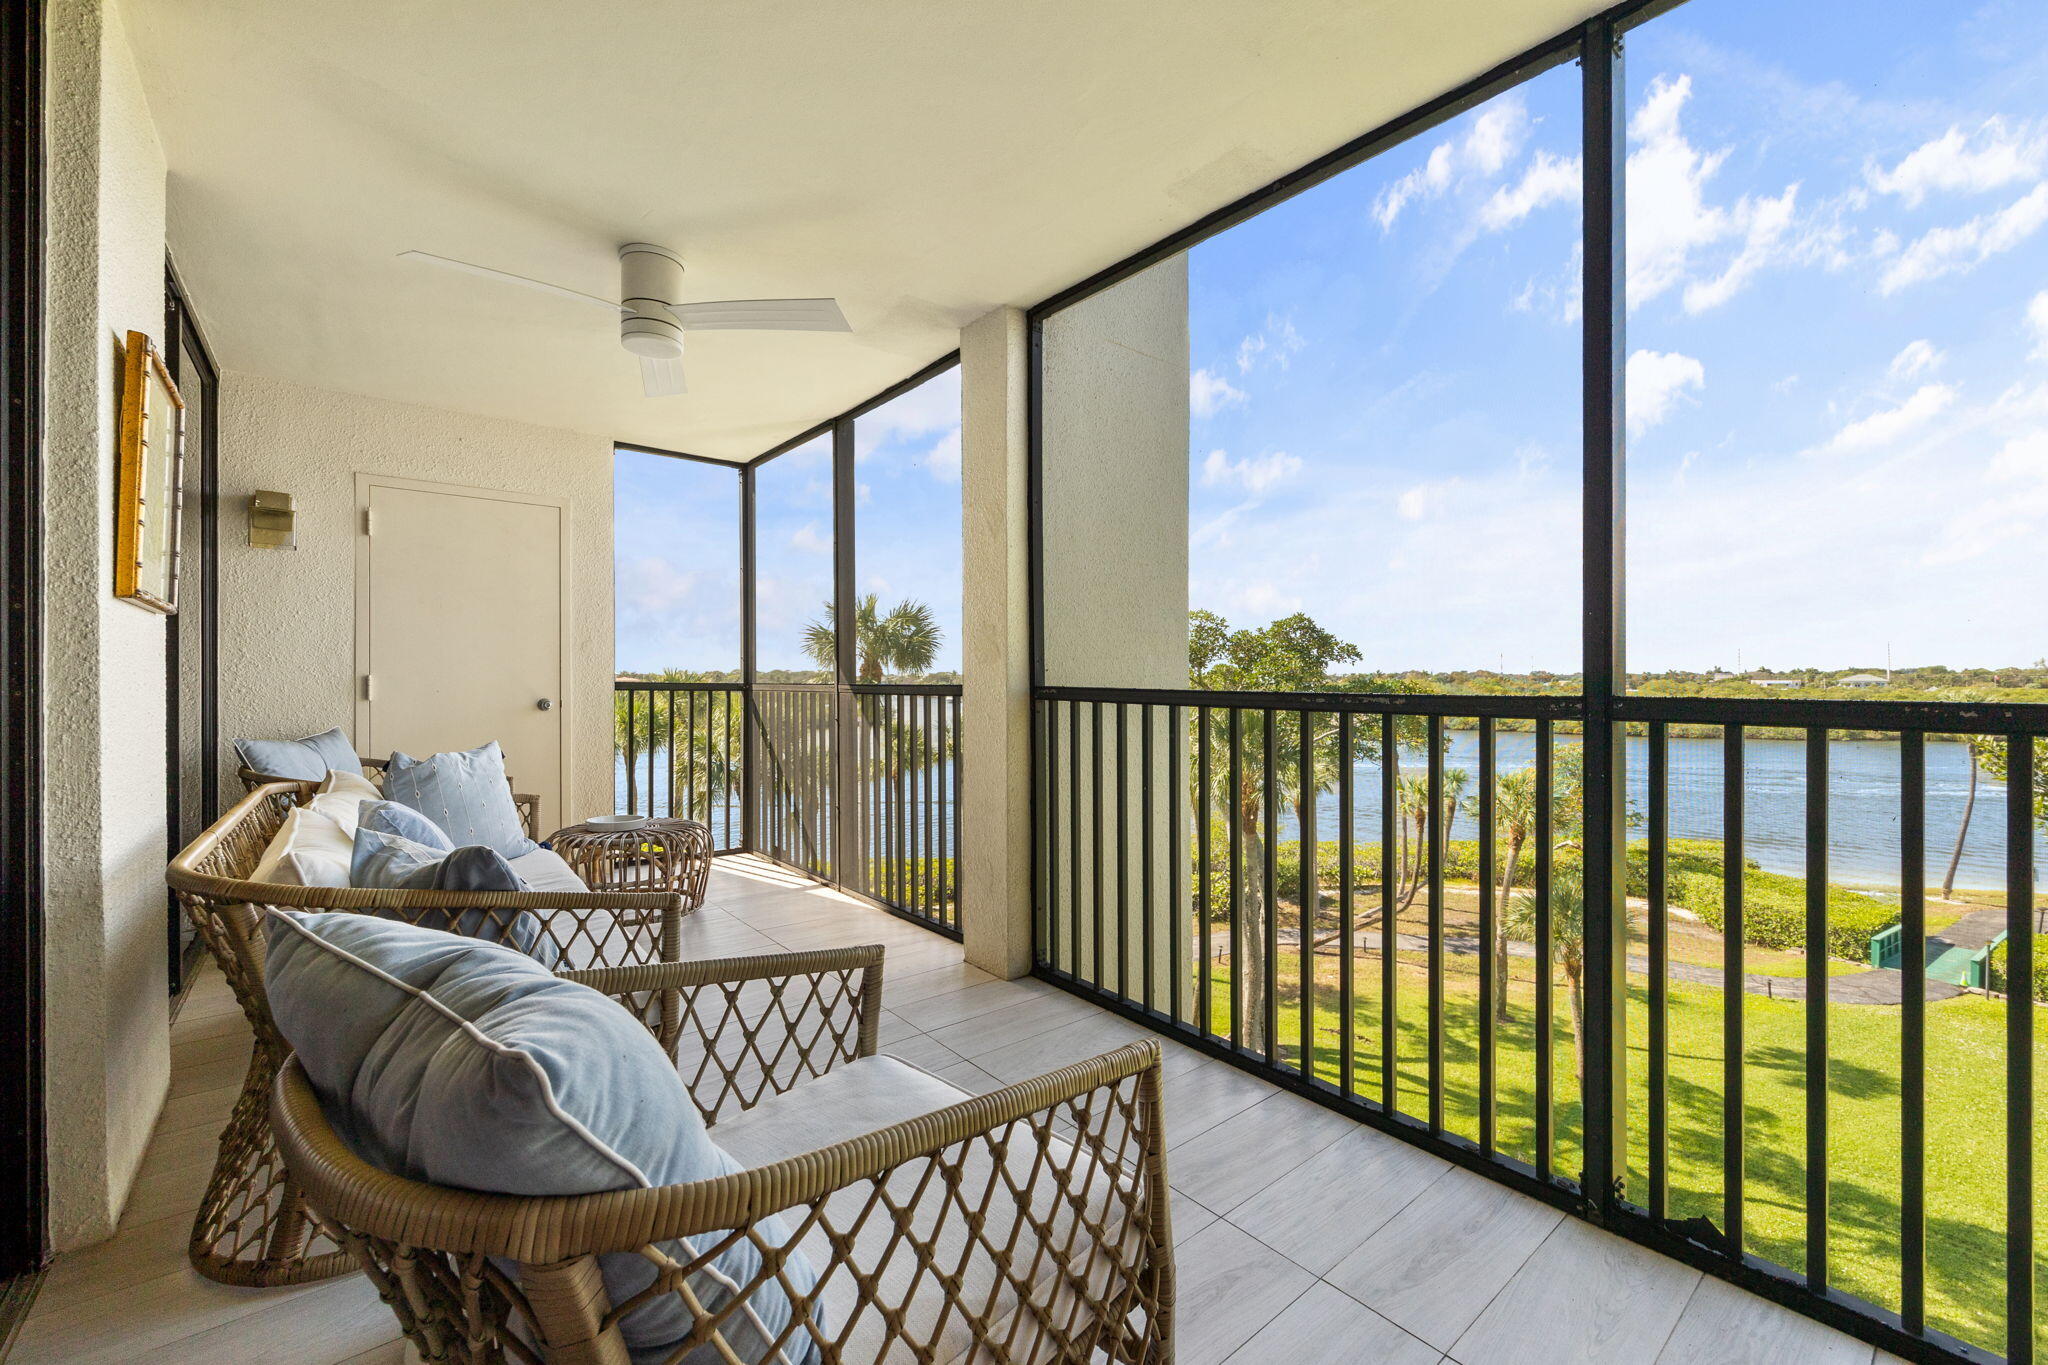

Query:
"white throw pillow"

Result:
[[308, 770, 383, 837], [250, 807, 355, 887]]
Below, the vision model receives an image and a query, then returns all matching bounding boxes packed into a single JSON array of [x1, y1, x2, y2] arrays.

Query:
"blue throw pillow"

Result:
[[349, 827, 555, 967], [234, 727, 364, 782], [358, 799, 453, 852], [382, 741, 539, 859], [264, 912, 820, 1364]]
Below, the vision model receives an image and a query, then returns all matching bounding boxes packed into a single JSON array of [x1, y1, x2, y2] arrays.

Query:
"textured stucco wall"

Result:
[[959, 306, 1032, 979], [42, 0, 172, 1249], [215, 372, 615, 825], [1040, 255, 1190, 688], [1037, 259, 1191, 1004]]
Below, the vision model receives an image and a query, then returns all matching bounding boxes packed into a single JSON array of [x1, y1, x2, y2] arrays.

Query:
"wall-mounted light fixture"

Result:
[[248, 490, 295, 549]]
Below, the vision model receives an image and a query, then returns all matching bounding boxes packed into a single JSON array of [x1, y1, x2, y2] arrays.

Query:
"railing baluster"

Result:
[[1300, 710, 1317, 1082], [1339, 711, 1356, 1102], [1427, 714, 1444, 1134], [2007, 733, 2035, 1365], [1092, 701, 1106, 989], [1900, 730, 1925, 1334], [1070, 698, 1084, 982], [1198, 707, 1213, 1040], [1478, 717, 1496, 1156], [1229, 707, 1244, 1053], [1535, 718, 1553, 1181], [1117, 702, 1131, 1001], [1724, 724, 1746, 1255], [1263, 709, 1280, 1065], [1648, 721, 1669, 1221], [1805, 726, 1830, 1292], [1381, 713, 1398, 1112], [1143, 702, 1157, 1014], [1168, 703, 1183, 1024]]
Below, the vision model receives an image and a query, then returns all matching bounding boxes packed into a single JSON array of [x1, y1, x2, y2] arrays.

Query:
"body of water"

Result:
[[618, 731, 2047, 893], [1325, 731, 2046, 893]]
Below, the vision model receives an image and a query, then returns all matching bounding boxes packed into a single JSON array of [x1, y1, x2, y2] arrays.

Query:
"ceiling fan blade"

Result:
[[665, 298, 850, 332], [399, 250, 626, 314], [639, 354, 687, 397]]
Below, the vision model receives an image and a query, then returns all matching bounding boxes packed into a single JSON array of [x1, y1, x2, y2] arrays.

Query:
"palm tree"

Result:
[[1470, 768, 1537, 1023], [614, 670, 742, 820], [1507, 858, 1587, 1093], [1939, 693, 1995, 900], [802, 595, 942, 682]]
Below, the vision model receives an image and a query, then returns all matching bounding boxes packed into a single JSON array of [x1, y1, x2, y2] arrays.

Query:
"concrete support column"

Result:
[[959, 306, 1033, 979]]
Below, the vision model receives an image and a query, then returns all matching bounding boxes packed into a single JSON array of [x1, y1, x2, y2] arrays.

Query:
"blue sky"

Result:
[[621, 0, 2048, 680], [615, 370, 961, 675], [1189, 0, 2048, 674]]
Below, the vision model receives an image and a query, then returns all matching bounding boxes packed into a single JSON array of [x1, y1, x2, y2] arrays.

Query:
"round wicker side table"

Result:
[[548, 817, 714, 910]]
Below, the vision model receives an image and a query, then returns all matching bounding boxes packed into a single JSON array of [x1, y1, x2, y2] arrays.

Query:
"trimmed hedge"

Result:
[[1625, 839, 1898, 961], [1987, 934, 2048, 1002]]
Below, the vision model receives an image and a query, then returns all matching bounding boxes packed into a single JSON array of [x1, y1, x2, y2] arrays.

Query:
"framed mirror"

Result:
[[115, 328, 186, 613]]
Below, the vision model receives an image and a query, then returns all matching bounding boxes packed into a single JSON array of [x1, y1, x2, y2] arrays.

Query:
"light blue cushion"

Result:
[[358, 799, 453, 852], [264, 912, 819, 1365], [383, 741, 539, 859], [349, 827, 556, 968], [234, 727, 363, 782]]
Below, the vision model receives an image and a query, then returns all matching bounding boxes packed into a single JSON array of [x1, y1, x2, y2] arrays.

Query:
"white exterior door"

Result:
[[355, 475, 568, 834]]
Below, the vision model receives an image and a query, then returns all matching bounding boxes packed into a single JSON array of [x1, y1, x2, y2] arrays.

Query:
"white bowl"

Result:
[[586, 814, 649, 831]]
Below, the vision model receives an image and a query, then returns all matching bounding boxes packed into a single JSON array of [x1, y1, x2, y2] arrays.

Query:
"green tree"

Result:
[[613, 670, 742, 819], [1506, 856, 1588, 1093], [1469, 767, 1536, 1023], [803, 594, 942, 683], [1186, 610, 1427, 1052]]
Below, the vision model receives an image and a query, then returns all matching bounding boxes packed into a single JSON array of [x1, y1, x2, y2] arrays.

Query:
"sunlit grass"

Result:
[[1191, 943, 2043, 1357]]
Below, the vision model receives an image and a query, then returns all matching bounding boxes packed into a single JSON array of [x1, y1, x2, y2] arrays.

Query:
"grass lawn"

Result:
[[1187, 944, 2043, 1358]]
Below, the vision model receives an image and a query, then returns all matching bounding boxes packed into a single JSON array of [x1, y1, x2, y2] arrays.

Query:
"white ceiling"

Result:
[[125, 0, 1606, 462]]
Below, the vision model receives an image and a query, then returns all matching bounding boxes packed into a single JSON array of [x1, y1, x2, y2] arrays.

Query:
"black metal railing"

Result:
[[853, 684, 961, 935], [1033, 684, 2045, 1364], [618, 679, 961, 935], [751, 683, 836, 880], [612, 681, 743, 852]]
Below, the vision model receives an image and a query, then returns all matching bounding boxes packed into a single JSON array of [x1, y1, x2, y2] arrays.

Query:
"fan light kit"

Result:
[[398, 243, 851, 397]]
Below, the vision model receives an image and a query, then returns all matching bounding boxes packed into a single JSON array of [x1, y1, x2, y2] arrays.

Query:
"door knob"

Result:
[[536, 698, 553, 711]]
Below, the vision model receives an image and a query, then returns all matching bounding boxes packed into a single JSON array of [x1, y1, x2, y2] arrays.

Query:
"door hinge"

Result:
[[362, 674, 375, 702], [363, 507, 374, 536]]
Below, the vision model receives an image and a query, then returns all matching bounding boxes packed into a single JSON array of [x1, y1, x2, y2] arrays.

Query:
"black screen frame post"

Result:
[[160, 264, 219, 1000], [0, 0, 45, 1278]]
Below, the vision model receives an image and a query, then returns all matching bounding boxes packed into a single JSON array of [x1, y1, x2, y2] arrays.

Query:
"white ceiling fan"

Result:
[[398, 243, 850, 397]]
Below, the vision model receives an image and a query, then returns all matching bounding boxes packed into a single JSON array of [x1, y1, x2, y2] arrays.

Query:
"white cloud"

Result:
[[1190, 367, 1247, 418], [1880, 183, 2048, 293], [1989, 429, 2048, 483], [853, 374, 959, 462], [1814, 383, 1956, 456], [1478, 150, 1580, 232], [925, 427, 961, 483], [1396, 478, 1460, 521], [1234, 316, 1305, 376], [1626, 75, 1731, 306], [1624, 73, 1822, 315], [1201, 448, 1301, 495], [1866, 120, 2046, 208], [1373, 98, 1529, 230], [790, 521, 832, 554], [1681, 184, 1800, 312], [1888, 339, 1945, 381], [2029, 290, 2048, 361], [1626, 349, 1706, 435]]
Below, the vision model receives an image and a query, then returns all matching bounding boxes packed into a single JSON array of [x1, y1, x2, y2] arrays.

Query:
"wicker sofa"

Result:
[[271, 950, 1176, 1363], [167, 781, 689, 1288]]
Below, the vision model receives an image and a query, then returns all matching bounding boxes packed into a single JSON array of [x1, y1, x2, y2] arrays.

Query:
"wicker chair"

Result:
[[270, 950, 1176, 1364], [168, 782, 689, 1289], [237, 755, 544, 845]]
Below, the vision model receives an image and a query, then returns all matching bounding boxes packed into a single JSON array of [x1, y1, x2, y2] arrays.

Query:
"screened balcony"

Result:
[[11, 0, 2048, 1363]]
